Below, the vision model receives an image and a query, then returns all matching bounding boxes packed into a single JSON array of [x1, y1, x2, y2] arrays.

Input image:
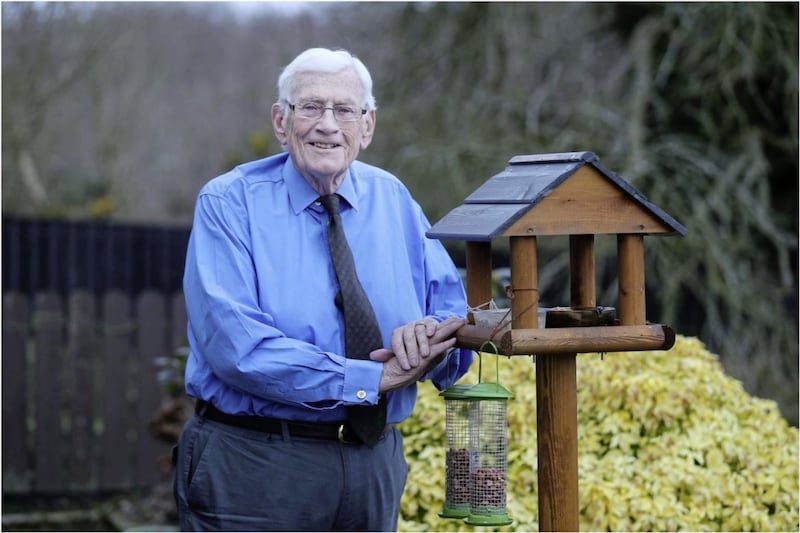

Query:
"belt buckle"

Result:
[[337, 424, 359, 444]]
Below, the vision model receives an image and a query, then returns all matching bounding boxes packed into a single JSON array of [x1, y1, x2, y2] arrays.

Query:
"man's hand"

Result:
[[394, 316, 465, 370], [369, 316, 465, 393]]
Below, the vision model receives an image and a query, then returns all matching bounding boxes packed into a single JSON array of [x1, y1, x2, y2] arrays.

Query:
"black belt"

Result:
[[195, 400, 387, 444]]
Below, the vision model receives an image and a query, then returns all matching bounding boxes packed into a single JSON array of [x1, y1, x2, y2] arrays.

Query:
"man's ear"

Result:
[[271, 103, 288, 146], [359, 110, 376, 150]]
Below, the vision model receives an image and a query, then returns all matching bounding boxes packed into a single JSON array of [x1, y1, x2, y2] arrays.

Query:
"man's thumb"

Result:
[[369, 348, 394, 362]]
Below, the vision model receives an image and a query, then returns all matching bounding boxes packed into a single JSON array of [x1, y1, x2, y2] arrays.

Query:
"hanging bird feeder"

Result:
[[464, 355, 514, 527]]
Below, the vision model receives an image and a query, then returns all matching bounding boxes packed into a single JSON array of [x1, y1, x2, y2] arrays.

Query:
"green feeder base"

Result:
[[438, 506, 470, 519], [464, 511, 513, 527]]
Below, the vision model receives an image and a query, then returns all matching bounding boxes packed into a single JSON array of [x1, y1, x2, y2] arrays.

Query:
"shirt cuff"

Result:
[[343, 358, 382, 405]]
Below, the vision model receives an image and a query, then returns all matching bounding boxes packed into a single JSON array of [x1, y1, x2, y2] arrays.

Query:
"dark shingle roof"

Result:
[[427, 151, 687, 241]]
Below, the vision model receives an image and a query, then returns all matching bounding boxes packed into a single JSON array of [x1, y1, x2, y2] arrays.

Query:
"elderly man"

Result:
[[172, 47, 473, 531]]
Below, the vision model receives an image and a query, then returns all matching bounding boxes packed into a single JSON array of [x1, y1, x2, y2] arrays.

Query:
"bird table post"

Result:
[[618, 234, 646, 325], [510, 235, 578, 531], [466, 241, 493, 314], [426, 151, 687, 531]]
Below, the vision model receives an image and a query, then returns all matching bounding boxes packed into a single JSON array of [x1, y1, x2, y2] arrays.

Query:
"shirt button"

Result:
[[356, 390, 367, 400]]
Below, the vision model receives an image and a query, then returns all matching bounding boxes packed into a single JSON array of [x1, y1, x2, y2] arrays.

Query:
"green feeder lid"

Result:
[[439, 383, 474, 399], [463, 382, 514, 400]]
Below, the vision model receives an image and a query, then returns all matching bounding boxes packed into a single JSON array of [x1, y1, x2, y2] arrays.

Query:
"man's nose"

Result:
[[316, 108, 340, 129]]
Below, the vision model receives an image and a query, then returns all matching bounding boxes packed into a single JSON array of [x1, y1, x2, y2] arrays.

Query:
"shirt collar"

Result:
[[284, 156, 360, 215]]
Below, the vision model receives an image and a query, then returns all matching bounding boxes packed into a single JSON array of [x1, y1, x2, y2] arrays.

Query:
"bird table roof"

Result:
[[427, 151, 687, 241]]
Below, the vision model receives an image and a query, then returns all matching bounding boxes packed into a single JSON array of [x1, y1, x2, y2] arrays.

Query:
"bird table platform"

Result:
[[427, 151, 686, 531]]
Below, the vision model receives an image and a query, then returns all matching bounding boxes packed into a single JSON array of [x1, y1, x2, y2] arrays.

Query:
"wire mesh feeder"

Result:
[[464, 355, 514, 526], [439, 384, 474, 519]]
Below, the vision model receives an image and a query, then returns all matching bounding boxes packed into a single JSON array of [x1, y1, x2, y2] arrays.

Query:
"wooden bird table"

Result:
[[455, 235, 675, 531], [427, 152, 687, 531]]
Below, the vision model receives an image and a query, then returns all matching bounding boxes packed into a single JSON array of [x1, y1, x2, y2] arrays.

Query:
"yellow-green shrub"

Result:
[[398, 335, 799, 531]]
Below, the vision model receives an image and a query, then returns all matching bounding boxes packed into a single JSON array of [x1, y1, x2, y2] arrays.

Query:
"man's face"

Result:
[[272, 69, 376, 194]]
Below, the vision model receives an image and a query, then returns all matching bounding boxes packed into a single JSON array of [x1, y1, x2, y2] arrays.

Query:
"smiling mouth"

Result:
[[310, 142, 341, 149]]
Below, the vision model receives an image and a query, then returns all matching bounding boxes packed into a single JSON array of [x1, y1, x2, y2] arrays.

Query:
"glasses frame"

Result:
[[287, 101, 367, 123]]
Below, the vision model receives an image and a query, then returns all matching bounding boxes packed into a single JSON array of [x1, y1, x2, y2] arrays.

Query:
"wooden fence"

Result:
[[3, 215, 190, 298], [2, 289, 187, 495]]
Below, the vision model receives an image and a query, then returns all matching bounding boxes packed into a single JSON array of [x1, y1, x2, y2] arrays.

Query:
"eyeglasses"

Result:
[[288, 101, 367, 123]]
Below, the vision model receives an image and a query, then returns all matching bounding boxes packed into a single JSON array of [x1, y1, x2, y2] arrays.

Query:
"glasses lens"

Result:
[[296, 103, 323, 119], [333, 106, 358, 122], [292, 102, 363, 122]]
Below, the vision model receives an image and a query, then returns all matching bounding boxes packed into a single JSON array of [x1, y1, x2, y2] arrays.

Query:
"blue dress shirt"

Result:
[[183, 152, 474, 424]]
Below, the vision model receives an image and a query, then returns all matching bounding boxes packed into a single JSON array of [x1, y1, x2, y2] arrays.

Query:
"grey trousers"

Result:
[[173, 414, 408, 532]]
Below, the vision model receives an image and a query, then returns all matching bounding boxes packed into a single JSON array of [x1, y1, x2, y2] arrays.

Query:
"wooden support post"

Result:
[[507, 236, 575, 531], [537, 236, 592, 531], [510, 237, 538, 329], [465, 241, 493, 315], [536, 235, 591, 532], [618, 234, 646, 325], [536, 351, 578, 532], [569, 234, 596, 308]]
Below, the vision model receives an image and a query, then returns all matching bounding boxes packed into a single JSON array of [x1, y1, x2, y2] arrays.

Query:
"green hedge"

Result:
[[398, 335, 799, 531]]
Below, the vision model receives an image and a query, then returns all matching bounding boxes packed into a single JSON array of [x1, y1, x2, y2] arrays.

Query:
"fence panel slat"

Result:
[[101, 291, 135, 489], [3, 292, 32, 492], [171, 292, 187, 349], [32, 293, 66, 493], [135, 291, 170, 485], [65, 291, 98, 491]]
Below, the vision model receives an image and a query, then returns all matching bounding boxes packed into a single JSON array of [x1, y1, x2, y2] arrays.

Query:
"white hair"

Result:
[[276, 48, 377, 113]]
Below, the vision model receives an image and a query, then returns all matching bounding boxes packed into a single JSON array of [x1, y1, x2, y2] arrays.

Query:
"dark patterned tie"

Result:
[[319, 194, 387, 447]]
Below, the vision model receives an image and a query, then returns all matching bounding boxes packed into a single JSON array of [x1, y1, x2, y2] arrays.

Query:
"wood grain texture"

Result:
[[618, 234, 647, 325], [502, 166, 673, 236], [454, 324, 673, 354], [510, 237, 539, 330]]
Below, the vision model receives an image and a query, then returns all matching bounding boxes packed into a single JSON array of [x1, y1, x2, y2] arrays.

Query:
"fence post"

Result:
[[32, 292, 67, 493], [65, 290, 98, 491], [3, 291, 32, 492], [135, 291, 170, 485], [101, 291, 136, 490]]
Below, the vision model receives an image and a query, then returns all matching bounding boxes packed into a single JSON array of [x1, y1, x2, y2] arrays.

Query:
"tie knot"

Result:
[[319, 194, 340, 215]]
